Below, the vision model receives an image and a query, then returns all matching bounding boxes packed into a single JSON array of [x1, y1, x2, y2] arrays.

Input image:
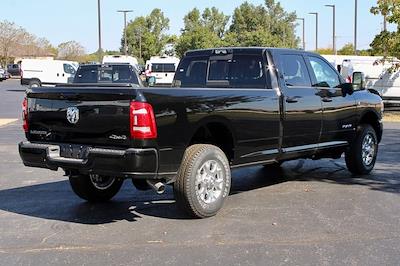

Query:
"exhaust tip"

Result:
[[146, 180, 165, 194]]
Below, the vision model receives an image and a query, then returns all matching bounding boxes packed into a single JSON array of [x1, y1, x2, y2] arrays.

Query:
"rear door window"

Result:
[[208, 54, 267, 88], [279, 54, 312, 87], [173, 56, 208, 88], [151, 63, 176, 73]]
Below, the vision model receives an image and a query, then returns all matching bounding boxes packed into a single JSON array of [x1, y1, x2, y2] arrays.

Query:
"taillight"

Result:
[[22, 97, 29, 132], [130, 101, 157, 139]]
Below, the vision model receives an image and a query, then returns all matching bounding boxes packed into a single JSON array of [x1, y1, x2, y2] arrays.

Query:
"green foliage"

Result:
[[338, 43, 355, 55], [316, 48, 334, 55], [124, 9, 170, 62], [370, 1, 400, 61], [229, 0, 298, 48], [175, 0, 299, 57], [176, 7, 228, 57]]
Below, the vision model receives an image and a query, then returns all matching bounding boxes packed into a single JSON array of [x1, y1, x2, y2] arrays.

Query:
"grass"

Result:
[[383, 112, 400, 122]]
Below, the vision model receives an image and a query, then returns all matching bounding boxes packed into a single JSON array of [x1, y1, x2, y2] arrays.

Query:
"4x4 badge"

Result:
[[66, 107, 79, 124]]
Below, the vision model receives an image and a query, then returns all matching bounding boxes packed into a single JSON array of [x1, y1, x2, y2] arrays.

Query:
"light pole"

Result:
[[354, 0, 358, 54], [309, 12, 318, 51], [325, 4, 336, 54], [296, 18, 305, 50], [117, 10, 133, 55], [97, 0, 102, 56]]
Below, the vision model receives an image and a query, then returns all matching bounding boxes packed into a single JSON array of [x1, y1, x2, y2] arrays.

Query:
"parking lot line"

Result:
[[0, 119, 18, 127]]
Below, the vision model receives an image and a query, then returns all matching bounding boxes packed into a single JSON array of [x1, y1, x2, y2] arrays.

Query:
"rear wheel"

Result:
[[69, 174, 123, 202], [29, 80, 41, 88], [345, 124, 378, 175], [173, 144, 231, 218]]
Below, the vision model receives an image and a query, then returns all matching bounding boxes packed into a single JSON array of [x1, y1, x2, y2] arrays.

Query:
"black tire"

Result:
[[69, 174, 123, 202], [29, 80, 41, 88], [131, 179, 151, 191], [345, 124, 378, 175], [173, 144, 231, 218]]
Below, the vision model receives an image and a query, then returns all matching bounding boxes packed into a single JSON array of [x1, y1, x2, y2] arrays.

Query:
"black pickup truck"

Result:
[[19, 48, 383, 218]]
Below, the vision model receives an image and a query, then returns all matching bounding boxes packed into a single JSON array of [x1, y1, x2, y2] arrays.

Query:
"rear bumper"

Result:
[[18, 141, 160, 179]]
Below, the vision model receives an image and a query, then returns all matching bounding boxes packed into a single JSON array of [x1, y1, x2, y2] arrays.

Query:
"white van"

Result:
[[145, 56, 180, 85], [322, 55, 400, 105], [21, 59, 79, 88], [102, 55, 139, 72]]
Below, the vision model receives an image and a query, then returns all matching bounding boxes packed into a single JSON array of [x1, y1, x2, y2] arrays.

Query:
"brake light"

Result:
[[22, 97, 29, 132], [130, 101, 157, 139]]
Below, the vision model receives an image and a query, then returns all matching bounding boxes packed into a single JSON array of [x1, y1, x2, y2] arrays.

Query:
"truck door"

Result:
[[276, 53, 323, 150], [305, 55, 357, 143]]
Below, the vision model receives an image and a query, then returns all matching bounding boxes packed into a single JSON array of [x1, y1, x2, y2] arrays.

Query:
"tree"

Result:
[[338, 43, 355, 55], [176, 7, 229, 57], [0, 21, 27, 65], [0, 20, 56, 65], [124, 9, 170, 62], [57, 41, 85, 61], [229, 0, 299, 48], [370, 1, 400, 61]]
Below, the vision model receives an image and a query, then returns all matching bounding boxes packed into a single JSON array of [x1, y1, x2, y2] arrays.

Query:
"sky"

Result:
[[0, 0, 390, 53]]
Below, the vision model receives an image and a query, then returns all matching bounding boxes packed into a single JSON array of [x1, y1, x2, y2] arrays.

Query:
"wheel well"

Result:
[[190, 123, 235, 162], [359, 111, 382, 142]]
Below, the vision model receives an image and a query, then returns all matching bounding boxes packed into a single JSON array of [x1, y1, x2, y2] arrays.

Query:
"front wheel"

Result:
[[69, 174, 123, 202], [345, 124, 378, 175], [173, 144, 231, 218]]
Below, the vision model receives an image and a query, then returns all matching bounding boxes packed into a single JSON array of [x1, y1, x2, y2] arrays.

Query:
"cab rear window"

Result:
[[173, 54, 271, 89]]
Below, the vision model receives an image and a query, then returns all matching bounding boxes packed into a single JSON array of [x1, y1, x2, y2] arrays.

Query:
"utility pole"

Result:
[[309, 12, 319, 51], [117, 10, 133, 55], [97, 0, 102, 56], [354, 0, 358, 54], [296, 18, 305, 50], [325, 4, 336, 54]]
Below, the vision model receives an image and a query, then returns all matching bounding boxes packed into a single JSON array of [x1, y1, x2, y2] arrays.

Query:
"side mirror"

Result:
[[352, 71, 365, 90]]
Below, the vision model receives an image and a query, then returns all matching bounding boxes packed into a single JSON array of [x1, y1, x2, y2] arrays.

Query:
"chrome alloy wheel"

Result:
[[89, 174, 116, 190], [195, 160, 225, 204], [361, 133, 376, 166]]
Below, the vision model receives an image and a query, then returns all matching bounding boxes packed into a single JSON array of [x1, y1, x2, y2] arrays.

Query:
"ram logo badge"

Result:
[[66, 107, 79, 124]]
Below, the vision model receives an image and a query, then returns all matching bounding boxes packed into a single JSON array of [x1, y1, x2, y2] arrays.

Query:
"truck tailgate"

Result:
[[26, 87, 137, 147]]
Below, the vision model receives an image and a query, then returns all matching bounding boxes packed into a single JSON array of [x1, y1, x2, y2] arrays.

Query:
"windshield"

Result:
[[74, 65, 140, 85]]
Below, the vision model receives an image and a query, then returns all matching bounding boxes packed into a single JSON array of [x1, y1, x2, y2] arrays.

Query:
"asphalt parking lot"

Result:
[[0, 79, 399, 265]]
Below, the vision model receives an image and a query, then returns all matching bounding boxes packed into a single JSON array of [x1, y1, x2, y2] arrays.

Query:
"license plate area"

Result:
[[59, 144, 89, 159]]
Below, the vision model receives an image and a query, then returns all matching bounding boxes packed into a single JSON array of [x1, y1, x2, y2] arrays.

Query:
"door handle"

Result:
[[286, 96, 300, 103], [322, 97, 333, 103]]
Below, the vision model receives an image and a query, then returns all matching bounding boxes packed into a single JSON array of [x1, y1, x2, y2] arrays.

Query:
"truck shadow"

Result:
[[0, 158, 398, 224]]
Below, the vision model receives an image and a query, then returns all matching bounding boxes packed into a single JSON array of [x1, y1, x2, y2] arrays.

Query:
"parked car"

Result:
[[0, 68, 6, 81], [20, 59, 78, 88], [19, 47, 383, 218], [145, 56, 180, 85], [7, 64, 21, 77], [70, 63, 142, 86]]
